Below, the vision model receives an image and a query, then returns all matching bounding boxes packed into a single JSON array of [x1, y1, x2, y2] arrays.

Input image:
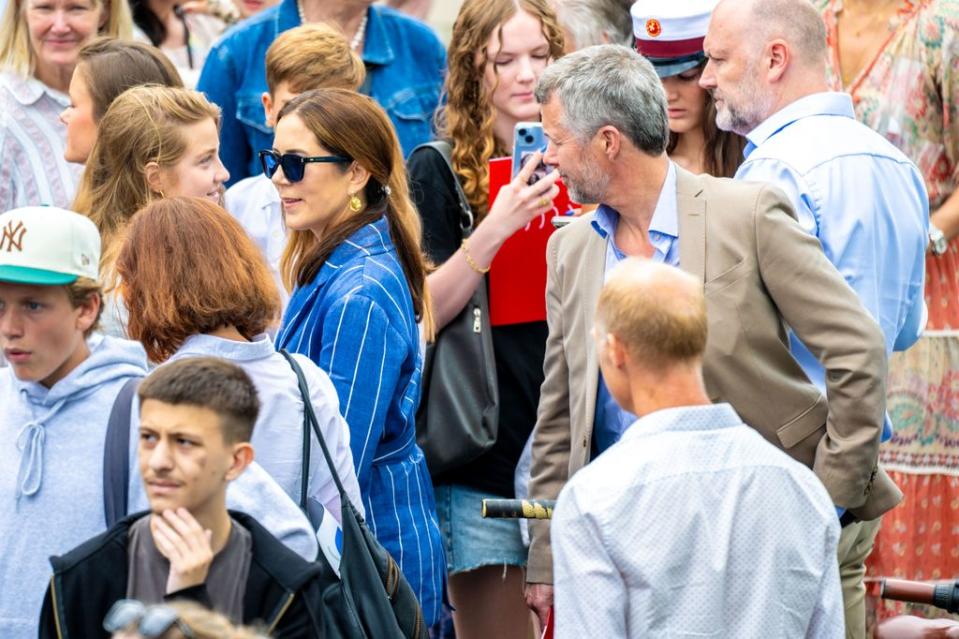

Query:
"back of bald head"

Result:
[[720, 0, 827, 69], [596, 258, 707, 369]]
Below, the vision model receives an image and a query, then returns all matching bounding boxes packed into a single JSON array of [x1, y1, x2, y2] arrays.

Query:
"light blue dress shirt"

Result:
[[736, 92, 928, 443], [591, 162, 680, 454]]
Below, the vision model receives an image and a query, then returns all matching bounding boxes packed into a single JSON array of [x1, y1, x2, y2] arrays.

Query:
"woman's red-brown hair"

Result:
[[117, 196, 280, 363]]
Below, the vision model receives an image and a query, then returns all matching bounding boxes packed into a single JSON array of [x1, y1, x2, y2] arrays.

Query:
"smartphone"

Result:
[[512, 122, 549, 185], [551, 216, 574, 229]]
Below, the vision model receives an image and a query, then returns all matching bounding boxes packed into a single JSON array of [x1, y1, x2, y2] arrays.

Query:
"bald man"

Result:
[[551, 258, 844, 638], [701, 2, 927, 634]]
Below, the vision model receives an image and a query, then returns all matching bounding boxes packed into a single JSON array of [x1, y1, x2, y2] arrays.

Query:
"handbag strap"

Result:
[[103, 376, 142, 528], [280, 350, 349, 504], [299, 373, 311, 513], [414, 140, 475, 239]]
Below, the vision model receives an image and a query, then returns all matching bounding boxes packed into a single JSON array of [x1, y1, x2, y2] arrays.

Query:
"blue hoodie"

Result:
[[0, 336, 320, 639], [0, 334, 147, 639]]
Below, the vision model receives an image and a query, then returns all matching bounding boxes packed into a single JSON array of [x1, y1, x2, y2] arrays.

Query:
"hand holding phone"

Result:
[[486, 150, 560, 241], [513, 122, 550, 186]]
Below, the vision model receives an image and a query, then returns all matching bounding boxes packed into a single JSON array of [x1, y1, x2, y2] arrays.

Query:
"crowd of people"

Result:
[[0, 0, 956, 637]]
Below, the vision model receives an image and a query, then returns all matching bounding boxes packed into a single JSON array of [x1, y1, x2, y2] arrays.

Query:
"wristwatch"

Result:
[[929, 223, 948, 256]]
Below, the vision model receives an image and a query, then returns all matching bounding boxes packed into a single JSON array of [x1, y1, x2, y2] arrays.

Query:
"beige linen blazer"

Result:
[[526, 167, 902, 584]]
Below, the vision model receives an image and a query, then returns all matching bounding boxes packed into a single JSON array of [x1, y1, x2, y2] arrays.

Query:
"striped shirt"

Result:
[[0, 71, 83, 210], [276, 215, 445, 625]]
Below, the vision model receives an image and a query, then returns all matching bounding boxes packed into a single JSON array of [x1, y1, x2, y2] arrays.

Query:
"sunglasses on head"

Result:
[[103, 599, 196, 639], [259, 149, 350, 183]]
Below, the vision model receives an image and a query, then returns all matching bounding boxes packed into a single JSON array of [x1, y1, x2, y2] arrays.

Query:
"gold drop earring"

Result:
[[348, 192, 363, 212]]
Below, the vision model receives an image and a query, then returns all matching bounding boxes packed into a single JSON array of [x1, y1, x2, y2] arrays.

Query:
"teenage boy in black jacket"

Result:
[[39, 357, 328, 638]]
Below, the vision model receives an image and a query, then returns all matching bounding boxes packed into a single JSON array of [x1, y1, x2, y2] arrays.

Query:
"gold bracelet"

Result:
[[461, 238, 490, 274]]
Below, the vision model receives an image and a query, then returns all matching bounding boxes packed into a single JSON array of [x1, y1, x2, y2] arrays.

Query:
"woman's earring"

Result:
[[349, 193, 363, 213]]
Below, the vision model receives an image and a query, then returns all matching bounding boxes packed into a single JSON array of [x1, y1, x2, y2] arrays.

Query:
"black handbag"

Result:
[[412, 141, 500, 476], [280, 350, 428, 639]]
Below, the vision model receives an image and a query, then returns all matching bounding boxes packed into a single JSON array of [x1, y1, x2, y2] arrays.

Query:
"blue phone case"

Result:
[[512, 122, 546, 179]]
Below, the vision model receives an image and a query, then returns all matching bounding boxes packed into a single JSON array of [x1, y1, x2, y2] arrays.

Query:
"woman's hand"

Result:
[[151, 508, 215, 594], [484, 151, 561, 243], [426, 151, 562, 331]]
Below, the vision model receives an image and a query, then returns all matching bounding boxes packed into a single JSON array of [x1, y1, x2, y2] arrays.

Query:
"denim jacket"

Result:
[[197, 2, 446, 185]]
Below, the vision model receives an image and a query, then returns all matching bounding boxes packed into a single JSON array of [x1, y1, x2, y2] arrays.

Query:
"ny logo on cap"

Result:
[[0, 220, 26, 253]]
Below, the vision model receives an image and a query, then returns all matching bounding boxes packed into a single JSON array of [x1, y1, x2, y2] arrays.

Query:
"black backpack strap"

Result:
[[280, 350, 349, 504], [103, 376, 142, 528], [411, 140, 474, 238]]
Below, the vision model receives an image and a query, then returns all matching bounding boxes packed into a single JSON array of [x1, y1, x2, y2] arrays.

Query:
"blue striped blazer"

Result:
[[276, 216, 444, 624]]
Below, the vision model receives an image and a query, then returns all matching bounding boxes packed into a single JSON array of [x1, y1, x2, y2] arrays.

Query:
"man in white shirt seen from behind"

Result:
[[551, 257, 844, 638]]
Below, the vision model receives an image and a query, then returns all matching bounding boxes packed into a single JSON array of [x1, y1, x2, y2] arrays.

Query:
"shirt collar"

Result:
[[172, 333, 275, 362], [621, 402, 744, 442], [256, 174, 280, 209], [277, 0, 301, 33], [649, 161, 678, 238], [1, 71, 67, 107], [744, 92, 855, 157], [590, 161, 679, 241], [325, 214, 393, 269], [362, 5, 394, 66]]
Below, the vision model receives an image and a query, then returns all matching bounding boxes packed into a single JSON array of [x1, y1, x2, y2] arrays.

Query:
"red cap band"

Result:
[[634, 35, 705, 59]]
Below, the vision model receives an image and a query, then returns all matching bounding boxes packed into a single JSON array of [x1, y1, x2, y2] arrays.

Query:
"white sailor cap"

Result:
[[631, 0, 718, 78]]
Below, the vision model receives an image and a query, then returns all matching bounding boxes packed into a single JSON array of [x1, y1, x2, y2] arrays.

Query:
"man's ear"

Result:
[[225, 443, 255, 481], [262, 92, 275, 128], [606, 333, 629, 370], [767, 40, 790, 83], [597, 126, 622, 160], [75, 292, 101, 334]]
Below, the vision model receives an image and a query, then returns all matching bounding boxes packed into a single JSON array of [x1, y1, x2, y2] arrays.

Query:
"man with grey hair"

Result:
[[701, 2, 927, 635], [523, 43, 890, 629], [551, 0, 633, 52], [552, 258, 843, 638]]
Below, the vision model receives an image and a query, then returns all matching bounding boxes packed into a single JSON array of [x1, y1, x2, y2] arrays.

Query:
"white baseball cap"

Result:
[[0, 206, 100, 285]]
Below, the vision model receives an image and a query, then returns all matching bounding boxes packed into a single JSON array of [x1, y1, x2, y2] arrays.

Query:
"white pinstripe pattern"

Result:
[[404, 466, 425, 606], [412, 464, 440, 608], [385, 465, 405, 568], [276, 216, 445, 623]]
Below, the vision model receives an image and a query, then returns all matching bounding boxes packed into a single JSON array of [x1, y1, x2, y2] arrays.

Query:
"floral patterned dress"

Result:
[[818, 0, 959, 622]]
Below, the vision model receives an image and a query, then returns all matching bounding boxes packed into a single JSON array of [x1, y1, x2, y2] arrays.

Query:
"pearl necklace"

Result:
[[296, 3, 369, 51]]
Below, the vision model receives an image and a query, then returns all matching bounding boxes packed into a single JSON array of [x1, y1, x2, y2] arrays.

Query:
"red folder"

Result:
[[487, 157, 574, 326], [541, 606, 554, 639]]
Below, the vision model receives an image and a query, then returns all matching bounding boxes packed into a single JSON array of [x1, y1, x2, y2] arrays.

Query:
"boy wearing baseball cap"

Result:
[[0, 206, 150, 639], [0, 207, 320, 639]]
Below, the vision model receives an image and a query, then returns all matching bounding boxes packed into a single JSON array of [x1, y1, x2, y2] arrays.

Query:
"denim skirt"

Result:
[[433, 483, 529, 575]]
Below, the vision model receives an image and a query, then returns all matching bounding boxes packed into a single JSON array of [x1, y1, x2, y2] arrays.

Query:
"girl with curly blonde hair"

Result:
[[406, 1, 563, 637]]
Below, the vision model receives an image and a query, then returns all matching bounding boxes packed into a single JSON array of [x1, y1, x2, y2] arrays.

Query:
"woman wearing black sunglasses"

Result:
[[267, 88, 445, 628]]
